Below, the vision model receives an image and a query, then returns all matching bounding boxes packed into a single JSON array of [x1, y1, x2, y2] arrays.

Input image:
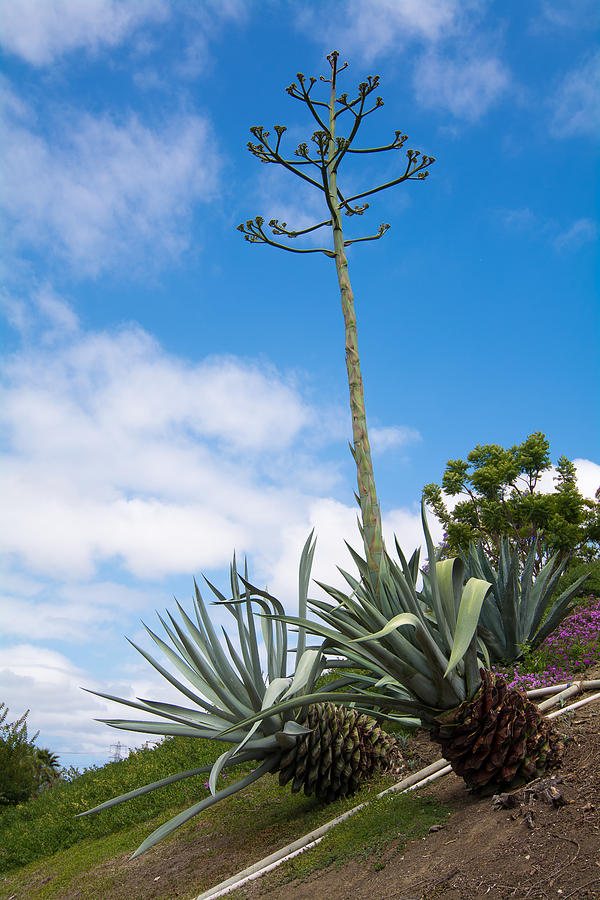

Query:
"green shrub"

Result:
[[557, 558, 600, 599], [0, 706, 39, 806]]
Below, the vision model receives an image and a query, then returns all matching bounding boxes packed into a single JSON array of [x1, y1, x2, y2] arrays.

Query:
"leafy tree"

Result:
[[239, 50, 434, 574], [33, 747, 62, 791], [0, 704, 62, 805], [0, 704, 39, 805], [423, 432, 600, 573]]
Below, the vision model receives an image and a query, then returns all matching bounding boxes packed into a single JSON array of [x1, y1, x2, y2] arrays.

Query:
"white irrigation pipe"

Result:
[[194, 760, 450, 900], [527, 679, 600, 700], [546, 690, 600, 719], [194, 685, 600, 900]]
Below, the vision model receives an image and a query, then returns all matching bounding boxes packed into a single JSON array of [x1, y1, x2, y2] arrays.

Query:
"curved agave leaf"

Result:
[[462, 538, 590, 663], [444, 578, 492, 677], [81, 536, 328, 858], [130, 758, 278, 859]]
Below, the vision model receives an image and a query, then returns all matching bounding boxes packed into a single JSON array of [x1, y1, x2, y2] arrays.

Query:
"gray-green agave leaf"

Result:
[[221, 503, 493, 734], [79, 532, 404, 858], [461, 537, 589, 663]]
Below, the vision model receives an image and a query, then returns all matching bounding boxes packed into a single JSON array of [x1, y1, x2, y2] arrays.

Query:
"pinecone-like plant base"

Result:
[[430, 669, 563, 793], [277, 702, 404, 803]]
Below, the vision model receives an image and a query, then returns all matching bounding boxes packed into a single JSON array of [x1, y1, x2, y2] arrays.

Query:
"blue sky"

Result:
[[0, 0, 598, 771]]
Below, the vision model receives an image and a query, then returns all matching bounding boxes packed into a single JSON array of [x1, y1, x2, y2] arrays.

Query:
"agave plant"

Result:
[[79, 535, 404, 858], [459, 538, 589, 664], [230, 505, 564, 794]]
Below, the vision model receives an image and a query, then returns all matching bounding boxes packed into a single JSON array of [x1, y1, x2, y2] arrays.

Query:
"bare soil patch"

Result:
[[235, 675, 600, 900]]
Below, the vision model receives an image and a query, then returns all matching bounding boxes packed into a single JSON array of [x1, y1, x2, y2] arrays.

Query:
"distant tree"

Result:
[[0, 704, 62, 805], [422, 431, 600, 573], [0, 703, 39, 805], [33, 747, 62, 791]]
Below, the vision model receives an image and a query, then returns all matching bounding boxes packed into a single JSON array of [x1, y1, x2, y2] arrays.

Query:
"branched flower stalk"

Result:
[[238, 50, 435, 575]]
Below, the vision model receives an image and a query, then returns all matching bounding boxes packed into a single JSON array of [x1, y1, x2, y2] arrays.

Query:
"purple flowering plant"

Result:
[[492, 593, 600, 691]]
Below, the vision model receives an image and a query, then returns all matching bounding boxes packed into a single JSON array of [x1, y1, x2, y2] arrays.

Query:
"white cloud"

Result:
[[532, 0, 600, 32], [0, 645, 109, 752], [536, 459, 600, 500], [261, 497, 443, 613], [573, 459, 600, 500], [0, 643, 191, 758], [297, 0, 462, 61], [295, 1, 510, 123], [553, 218, 597, 251], [550, 50, 600, 139], [0, 580, 160, 643], [0, 0, 168, 66], [370, 425, 421, 454], [0, 323, 328, 580], [414, 50, 509, 120], [0, 85, 221, 276], [501, 207, 538, 230]]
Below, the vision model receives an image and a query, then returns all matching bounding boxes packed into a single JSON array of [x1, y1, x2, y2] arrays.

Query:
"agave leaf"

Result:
[[444, 577, 492, 677], [496, 542, 520, 656], [519, 537, 538, 618], [476, 636, 491, 670], [421, 502, 453, 655], [77, 765, 218, 819], [343, 539, 377, 588], [225, 592, 289, 680], [319, 601, 429, 677], [221, 629, 264, 711], [349, 611, 422, 643], [476, 623, 505, 661], [236, 579, 288, 679], [282, 648, 322, 700], [130, 758, 279, 859], [124, 639, 237, 721], [296, 531, 316, 664], [530, 572, 589, 648], [82, 688, 210, 722], [136, 627, 227, 711], [133, 700, 237, 733], [374, 674, 405, 690], [156, 611, 194, 664], [176, 600, 244, 694], [167, 607, 247, 711], [524, 553, 568, 639], [178, 595, 251, 711], [436, 558, 465, 631], [207, 671, 292, 796], [145, 622, 252, 721], [209, 716, 263, 794], [219, 689, 426, 738], [407, 546, 421, 584], [259, 607, 276, 683], [387, 557, 430, 625], [99, 720, 225, 738]]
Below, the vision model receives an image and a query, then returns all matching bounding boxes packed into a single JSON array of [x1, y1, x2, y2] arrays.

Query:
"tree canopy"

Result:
[[0, 704, 62, 805], [423, 432, 600, 573]]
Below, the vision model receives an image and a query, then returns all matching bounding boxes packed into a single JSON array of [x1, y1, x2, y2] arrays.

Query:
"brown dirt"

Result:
[[4, 674, 599, 900], [232, 671, 600, 900]]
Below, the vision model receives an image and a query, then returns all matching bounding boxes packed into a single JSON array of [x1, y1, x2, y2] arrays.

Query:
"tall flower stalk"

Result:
[[238, 50, 434, 574]]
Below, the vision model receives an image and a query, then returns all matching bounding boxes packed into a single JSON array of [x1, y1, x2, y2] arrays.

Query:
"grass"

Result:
[[1, 590, 598, 900], [0, 734, 230, 873]]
